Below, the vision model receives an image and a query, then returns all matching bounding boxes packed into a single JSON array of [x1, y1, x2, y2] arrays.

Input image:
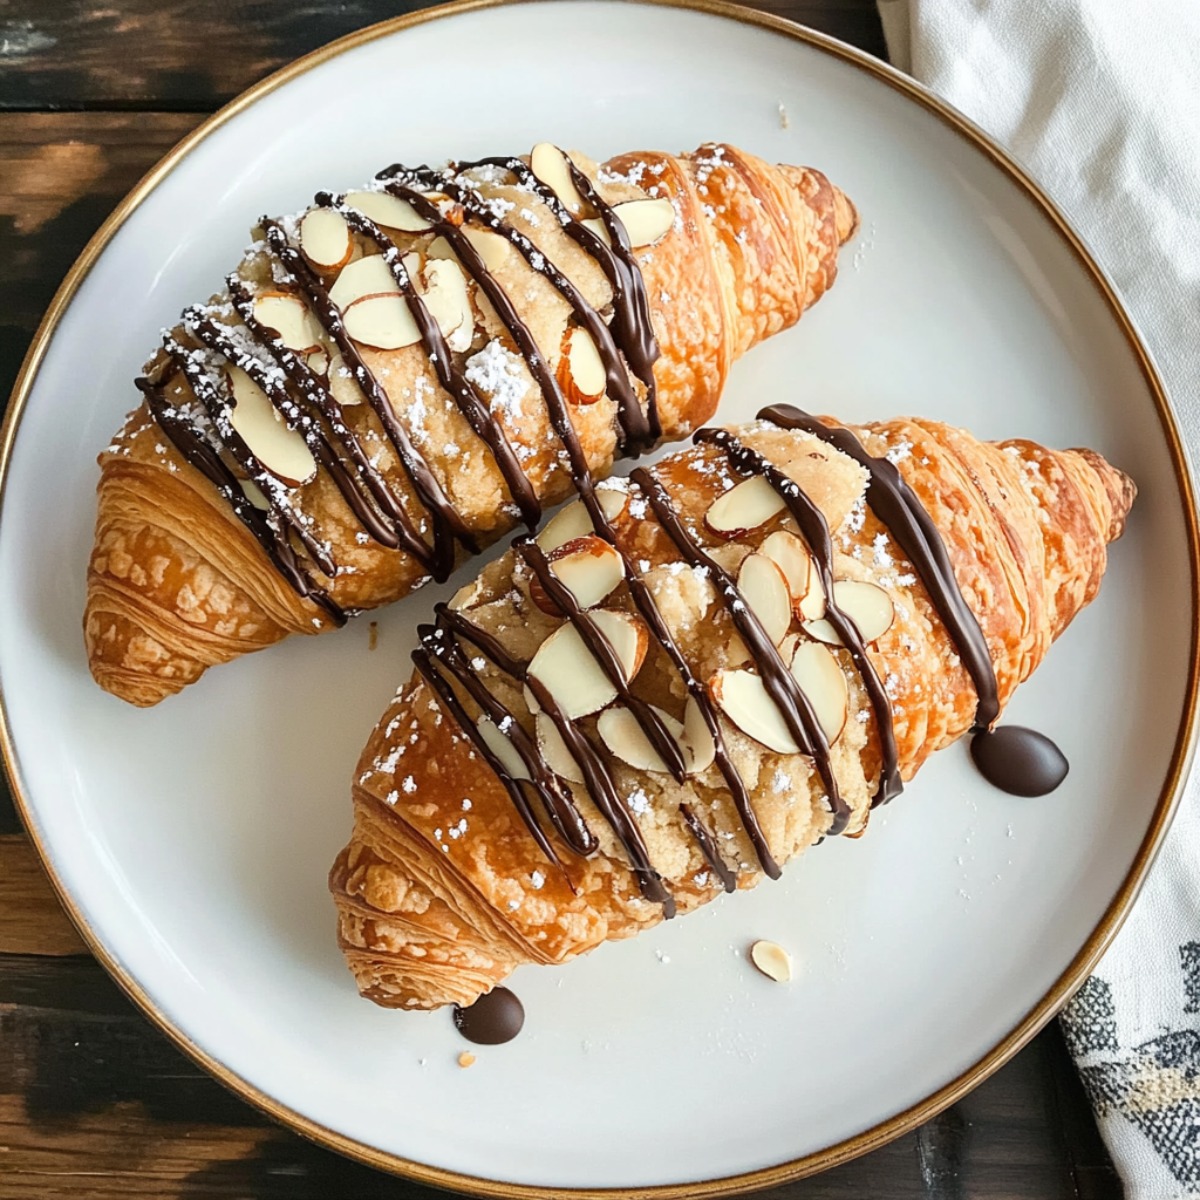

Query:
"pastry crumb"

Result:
[[368, 620, 379, 650], [458, 1051, 476, 1068], [778, 102, 790, 129]]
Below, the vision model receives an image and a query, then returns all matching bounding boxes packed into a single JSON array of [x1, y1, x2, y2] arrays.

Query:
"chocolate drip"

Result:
[[695, 428, 902, 807], [631, 467, 848, 834], [759, 405, 1000, 729], [226, 276, 405, 548], [263, 219, 475, 581], [135, 375, 344, 624], [679, 805, 737, 893], [387, 167, 650, 458], [453, 986, 525, 1045], [970, 726, 1068, 796]]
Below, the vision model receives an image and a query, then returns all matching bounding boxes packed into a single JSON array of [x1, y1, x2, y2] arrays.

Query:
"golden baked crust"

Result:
[[85, 144, 856, 706], [330, 415, 1135, 1010]]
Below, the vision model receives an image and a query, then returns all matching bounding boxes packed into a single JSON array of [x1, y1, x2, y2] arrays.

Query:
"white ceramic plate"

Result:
[[1, 1, 1195, 1194]]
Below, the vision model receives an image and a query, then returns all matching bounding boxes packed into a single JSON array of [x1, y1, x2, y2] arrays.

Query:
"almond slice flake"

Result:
[[530, 142, 586, 214], [544, 536, 625, 611], [343, 292, 422, 351], [803, 580, 895, 646], [299, 207, 352, 272], [226, 367, 316, 487], [597, 704, 683, 774], [420, 257, 474, 353], [708, 668, 799, 755], [252, 291, 323, 353], [344, 190, 431, 232], [612, 198, 675, 247], [536, 490, 628, 552], [789, 641, 849, 744], [681, 696, 716, 774], [704, 476, 787, 538], [477, 718, 530, 781], [535, 711, 585, 783], [581, 217, 611, 247], [736, 553, 793, 646], [328, 254, 402, 310], [462, 227, 512, 272], [558, 326, 606, 405], [749, 939, 793, 983], [761, 530, 815, 605], [527, 623, 617, 720]]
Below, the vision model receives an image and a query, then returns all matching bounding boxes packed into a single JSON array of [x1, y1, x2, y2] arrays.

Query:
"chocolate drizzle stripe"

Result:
[[326, 194, 543, 532], [387, 169, 647, 457], [226, 276, 404, 548], [164, 334, 338, 578], [185, 313, 397, 554], [426, 610, 596, 856], [263, 219, 474, 581], [515, 539, 689, 782], [411, 644, 559, 867], [759, 404, 1000, 729], [695, 428, 902, 807], [631, 466, 849, 834], [679, 804, 737, 893]]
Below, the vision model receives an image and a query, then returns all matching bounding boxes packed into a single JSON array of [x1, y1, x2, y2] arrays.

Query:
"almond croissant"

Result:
[[85, 143, 856, 706], [330, 407, 1135, 1011]]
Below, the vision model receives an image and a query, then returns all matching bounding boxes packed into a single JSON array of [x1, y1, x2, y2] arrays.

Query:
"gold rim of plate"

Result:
[[0, 0, 1197, 1194]]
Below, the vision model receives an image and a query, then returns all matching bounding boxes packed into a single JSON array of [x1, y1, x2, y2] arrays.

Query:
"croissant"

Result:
[[329, 405, 1135, 1012], [84, 142, 856, 706]]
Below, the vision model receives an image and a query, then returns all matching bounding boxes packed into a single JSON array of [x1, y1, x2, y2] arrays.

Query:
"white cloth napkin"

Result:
[[877, 2, 1200, 1195]]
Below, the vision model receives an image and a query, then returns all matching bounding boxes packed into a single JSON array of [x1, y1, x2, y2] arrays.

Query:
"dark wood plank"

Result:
[[0, 836, 87, 955], [0, 0, 886, 112]]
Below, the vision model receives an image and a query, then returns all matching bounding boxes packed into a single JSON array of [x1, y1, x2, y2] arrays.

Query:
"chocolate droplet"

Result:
[[970, 726, 1068, 797], [453, 986, 525, 1045]]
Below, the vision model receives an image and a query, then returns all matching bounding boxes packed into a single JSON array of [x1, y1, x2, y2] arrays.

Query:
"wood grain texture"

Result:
[[0, 0, 1124, 1196], [0, 0, 888, 111]]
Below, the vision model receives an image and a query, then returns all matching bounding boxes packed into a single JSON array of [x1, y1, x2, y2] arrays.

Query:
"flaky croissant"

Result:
[[330, 406, 1135, 1011], [84, 142, 856, 706]]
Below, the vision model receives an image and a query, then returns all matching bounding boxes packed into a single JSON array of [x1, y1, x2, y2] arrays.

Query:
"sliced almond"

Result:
[[803, 580, 895, 646], [527, 623, 617, 720], [590, 608, 649, 684], [344, 190, 430, 232], [463, 227, 512, 273], [531, 142, 585, 213], [343, 292, 422, 351], [546, 535, 625, 611], [420, 257, 474, 353], [777, 632, 800, 664], [253, 291, 323, 354], [704, 476, 786, 539], [329, 254, 401, 310], [708, 669, 799, 755], [299, 207, 352, 272], [239, 477, 270, 511], [557, 326, 606, 405], [307, 349, 329, 375], [581, 217, 611, 247], [536, 489, 628, 552], [681, 696, 716, 774], [612, 198, 675, 247], [523, 683, 541, 715], [736, 553, 792, 647], [226, 367, 316, 487], [749, 939, 793, 983], [789, 641, 849, 744], [597, 704, 683, 774], [797, 569, 827, 621], [761, 530, 815, 605], [536, 711, 584, 783], [477, 718, 530, 781]]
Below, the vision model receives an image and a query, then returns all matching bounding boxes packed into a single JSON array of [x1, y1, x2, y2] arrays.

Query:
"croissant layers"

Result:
[[329, 411, 1135, 1011], [85, 143, 857, 706]]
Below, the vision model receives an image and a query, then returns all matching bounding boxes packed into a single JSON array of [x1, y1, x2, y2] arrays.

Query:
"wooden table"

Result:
[[0, 2, 1124, 1196]]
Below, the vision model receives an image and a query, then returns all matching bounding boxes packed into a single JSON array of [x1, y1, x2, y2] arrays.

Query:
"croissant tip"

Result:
[[1072, 447, 1138, 542], [833, 186, 859, 245]]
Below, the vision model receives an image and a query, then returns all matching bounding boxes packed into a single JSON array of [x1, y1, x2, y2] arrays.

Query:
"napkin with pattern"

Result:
[[878, 2, 1200, 1195]]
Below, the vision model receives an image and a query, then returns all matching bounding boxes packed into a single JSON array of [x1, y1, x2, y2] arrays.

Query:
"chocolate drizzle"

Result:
[[453, 986, 525, 1045], [134, 146, 664, 618], [759, 404, 1000, 730], [695, 428, 902, 807], [970, 726, 1068, 796]]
